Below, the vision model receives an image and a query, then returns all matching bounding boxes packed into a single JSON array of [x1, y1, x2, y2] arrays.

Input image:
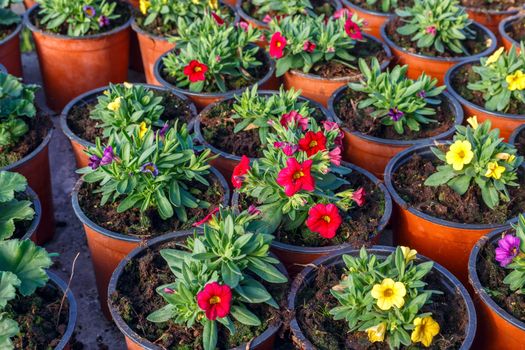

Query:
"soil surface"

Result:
[[347, 0, 414, 13], [242, 0, 337, 21], [506, 16, 525, 45], [0, 23, 17, 40], [515, 128, 525, 156], [461, 0, 525, 11], [295, 264, 468, 349], [335, 90, 456, 140]]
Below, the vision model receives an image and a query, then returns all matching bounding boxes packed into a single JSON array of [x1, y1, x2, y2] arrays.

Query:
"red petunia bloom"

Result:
[[303, 40, 316, 53], [352, 187, 366, 207], [183, 60, 208, 83], [232, 155, 251, 189], [269, 32, 287, 59], [298, 131, 327, 157], [306, 203, 342, 239], [344, 18, 363, 40], [276, 158, 315, 196], [280, 110, 308, 131], [193, 207, 219, 227], [196, 282, 232, 320], [211, 12, 224, 25]]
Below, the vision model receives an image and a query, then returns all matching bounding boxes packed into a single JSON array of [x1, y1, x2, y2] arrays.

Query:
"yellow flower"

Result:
[[485, 161, 505, 179], [103, 90, 110, 96], [411, 316, 440, 347], [400, 246, 417, 263], [139, 122, 148, 139], [191, 0, 201, 3], [366, 323, 386, 343], [496, 153, 512, 161], [466, 115, 478, 129], [107, 97, 122, 112], [371, 278, 406, 310], [506, 70, 525, 91], [445, 140, 474, 171], [208, 0, 218, 10], [123, 82, 133, 89], [139, 0, 151, 15], [485, 47, 504, 66]]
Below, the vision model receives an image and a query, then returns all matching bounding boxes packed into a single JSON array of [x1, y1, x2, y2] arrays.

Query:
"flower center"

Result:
[[209, 296, 221, 305], [146, 165, 155, 172], [512, 247, 519, 256], [322, 215, 331, 223], [276, 41, 282, 47], [383, 288, 394, 297], [194, 66, 202, 72], [309, 140, 318, 148], [293, 171, 304, 180], [457, 150, 465, 159]]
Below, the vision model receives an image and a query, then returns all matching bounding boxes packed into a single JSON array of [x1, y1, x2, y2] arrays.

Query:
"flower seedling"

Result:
[[494, 214, 525, 292], [362, 0, 399, 12], [0, 0, 22, 28], [0, 171, 35, 240], [245, 0, 320, 21]]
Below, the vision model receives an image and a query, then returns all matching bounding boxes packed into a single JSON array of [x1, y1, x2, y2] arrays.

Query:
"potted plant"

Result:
[[328, 58, 464, 179], [60, 82, 198, 168], [0, 72, 55, 245], [384, 118, 525, 283], [381, 0, 497, 85], [267, 11, 392, 106], [155, 13, 276, 110], [500, 14, 525, 52], [289, 245, 477, 349], [232, 114, 392, 275], [26, 0, 132, 111], [72, 121, 230, 318], [445, 44, 525, 140], [195, 84, 330, 179], [134, 0, 237, 85], [108, 208, 288, 350], [461, 0, 524, 40], [341, 0, 397, 39], [0, 0, 23, 77], [469, 214, 525, 349]]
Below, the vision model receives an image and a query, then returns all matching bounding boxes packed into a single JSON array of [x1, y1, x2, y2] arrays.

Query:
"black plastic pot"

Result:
[[47, 271, 78, 350], [288, 245, 477, 349], [499, 14, 525, 50], [509, 123, 525, 157], [0, 63, 6, 74]]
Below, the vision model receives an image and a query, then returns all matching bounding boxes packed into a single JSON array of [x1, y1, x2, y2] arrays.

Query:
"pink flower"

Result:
[[192, 208, 219, 227], [274, 141, 298, 156], [280, 110, 308, 131], [333, 8, 351, 19], [248, 205, 261, 215], [426, 25, 437, 35], [276, 158, 315, 196], [197, 282, 232, 320], [236, 21, 249, 31], [352, 187, 366, 207], [263, 14, 273, 23], [495, 234, 521, 267], [303, 40, 316, 53], [329, 147, 342, 166], [269, 32, 287, 59], [345, 18, 363, 40]]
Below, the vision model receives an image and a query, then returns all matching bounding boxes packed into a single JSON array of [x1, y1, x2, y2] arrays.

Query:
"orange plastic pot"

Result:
[[381, 19, 497, 85], [341, 0, 392, 40], [384, 143, 519, 284], [327, 88, 464, 179], [2, 128, 55, 245], [23, 0, 36, 8], [26, 5, 132, 111], [445, 59, 525, 141], [223, 0, 240, 7], [465, 7, 521, 41], [283, 34, 392, 106], [72, 170, 230, 319], [469, 229, 525, 349], [499, 14, 524, 52], [0, 21, 23, 77]]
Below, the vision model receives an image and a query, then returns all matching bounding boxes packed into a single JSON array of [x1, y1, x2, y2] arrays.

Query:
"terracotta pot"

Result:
[[60, 84, 198, 169], [468, 229, 525, 349], [154, 47, 277, 110], [25, 5, 132, 111], [283, 34, 392, 106], [194, 91, 330, 180], [0, 21, 23, 77], [381, 19, 497, 85], [445, 58, 525, 141], [2, 128, 55, 245], [327, 88, 464, 179], [127, 0, 139, 8], [341, 0, 392, 40], [19, 185, 42, 241], [23, 0, 36, 8], [232, 162, 392, 277], [71, 168, 230, 319], [108, 231, 287, 350], [384, 143, 519, 284], [288, 245, 477, 349], [465, 7, 522, 41], [499, 14, 525, 52]]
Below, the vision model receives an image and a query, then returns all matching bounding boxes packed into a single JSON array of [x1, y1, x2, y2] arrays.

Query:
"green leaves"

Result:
[[0, 171, 35, 240], [0, 314, 18, 350], [0, 272, 19, 308]]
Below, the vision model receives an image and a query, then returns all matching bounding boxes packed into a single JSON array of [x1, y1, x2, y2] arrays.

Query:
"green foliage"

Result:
[[0, 312, 18, 349], [396, 0, 475, 54], [502, 214, 525, 292], [249, 0, 312, 18], [348, 58, 445, 134], [0, 0, 22, 26], [364, 0, 398, 13], [0, 171, 35, 240]]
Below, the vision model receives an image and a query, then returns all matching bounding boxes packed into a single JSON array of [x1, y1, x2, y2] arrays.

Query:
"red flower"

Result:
[[306, 203, 342, 239], [232, 155, 250, 189], [183, 60, 208, 83], [276, 158, 315, 196], [280, 110, 308, 131], [196, 282, 232, 320], [345, 18, 363, 40], [298, 131, 327, 157], [211, 12, 224, 25], [193, 207, 219, 227], [352, 187, 366, 207], [303, 40, 316, 53], [269, 32, 287, 59]]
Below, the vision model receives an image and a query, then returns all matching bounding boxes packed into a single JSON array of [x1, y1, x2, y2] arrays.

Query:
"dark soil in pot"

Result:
[[393, 152, 525, 225], [241, 0, 338, 22], [451, 63, 525, 115], [347, 0, 414, 13], [334, 90, 456, 141], [506, 16, 525, 43], [296, 264, 468, 349], [515, 128, 525, 156], [0, 23, 17, 40], [461, 0, 525, 11], [66, 89, 195, 144], [109, 239, 288, 349]]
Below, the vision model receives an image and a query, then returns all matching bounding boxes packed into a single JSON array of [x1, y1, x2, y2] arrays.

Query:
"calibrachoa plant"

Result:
[[37, 0, 121, 36], [246, 0, 312, 20], [425, 118, 523, 209], [330, 246, 441, 348], [363, 0, 399, 12], [395, 0, 475, 54], [161, 13, 263, 93], [0, 0, 22, 27], [0, 171, 35, 240], [348, 58, 446, 134], [467, 45, 525, 113], [267, 11, 365, 76], [147, 208, 287, 350], [495, 214, 525, 292]]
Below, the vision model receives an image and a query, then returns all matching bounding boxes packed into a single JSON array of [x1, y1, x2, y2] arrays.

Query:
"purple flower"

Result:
[[248, 205, 261, 216], [418, 90, 427, 98], [163, 287, 175, 294], [158, 123, 169, 138], [274, 141, 298, 156], [88, 155, 101, 170], [98, 15, 110, 28], [100, 146, 116, 166], [426, 25, 437, 35], [140, 162, 159, 177], [83, 5, 96, 18], [387, 107, 404, 122], [495, 234, 521, 267]]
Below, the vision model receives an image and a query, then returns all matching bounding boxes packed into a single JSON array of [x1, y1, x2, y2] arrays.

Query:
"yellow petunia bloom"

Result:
[[485, 161, 505, 179], [107, 97, 122, 112], [139, 122, 148, 139], [366, 323, 386, 343], [506, 70, 525, 91], [411, 316, 440, 347], [466, 115, 478, 129], [371, 278, 406, 311], [400, 246, 417, 263], [139, 0, 151, 15], [484, 47, 504, 66], [208, 0, 219, 10], [446, 140, 474, 171], [123, 82, 133, 89]]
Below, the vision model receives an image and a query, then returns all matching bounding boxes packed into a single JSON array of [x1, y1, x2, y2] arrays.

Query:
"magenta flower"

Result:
[[163, 287, 175, 294], [158, 123, 169, 138], [248, 205, 261, 216], [140, 162, 159, 177], [100, 146, 116, 166], [98, 15, 110, 28], [418, 90, 427, 98], [280, 110, 308, 131], [333, 8, 351, 19], [388, 107, 404, 122], [236, 21, 249, 31], [426, 25, 437, 35], [83, 5, 96, 18], [495, 234, 521, 267], [88, 155, 101, 170], [329, 147, 342, 166], [274, 141, 298, 156], [263, 14, 272, 23], [303, 40, 316, 53]]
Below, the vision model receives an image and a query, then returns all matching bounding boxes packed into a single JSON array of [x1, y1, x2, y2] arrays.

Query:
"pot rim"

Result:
[[60, 84, 198, 150], [47, 271, 78, 350], [384, 141, 520, 229], [509, 123, 525, 146], [468, 228, 525, 331], [193, 90, 331, 163], [287, 245, 477, 349], [499, 14, 525, 50], [0, 63, 6, 74], [71, 167, 231, 243], [327, 87, 464, 145], [0, 19, 23, 46], [1, 126, 53, 172], [24, 4, 132, 41], [444, 58, 525, 120], [232, 161, 393, 253], [21, 185, 42, 241], [341, 0, 393, 18], [464, 5, 523, 16], [107, 230, 288, 350], [380, 18, 497, 63]]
